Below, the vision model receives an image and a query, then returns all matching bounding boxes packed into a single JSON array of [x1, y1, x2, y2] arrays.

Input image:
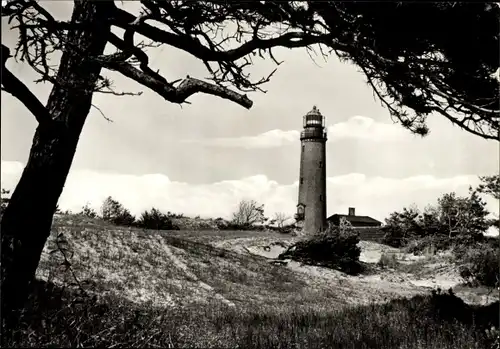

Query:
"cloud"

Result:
[[328, 115, 412, 142], [183, 116, 412, 149], [2, 161, 498, 236]]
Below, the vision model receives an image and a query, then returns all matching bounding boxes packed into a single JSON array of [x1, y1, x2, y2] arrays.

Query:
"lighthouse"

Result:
[[295, 106, 328, 234]]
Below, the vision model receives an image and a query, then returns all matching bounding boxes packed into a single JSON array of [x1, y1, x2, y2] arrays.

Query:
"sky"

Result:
[[1, 2, 499, 231]]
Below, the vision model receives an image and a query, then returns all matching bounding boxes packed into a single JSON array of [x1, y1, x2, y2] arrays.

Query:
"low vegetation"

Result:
[[4, 279, 498, 348], [456, 239, 499, 288], [377, 252, 399, 270], [79, 196, 182, 230], [381, 177, 499, 289], [80, 203, 98, 218], [382, 189, 490, 249], [136, 208, 179, 230], [50, 188, 498, 292], [72, 196, 296, 233], [279, 219, 362, 275]]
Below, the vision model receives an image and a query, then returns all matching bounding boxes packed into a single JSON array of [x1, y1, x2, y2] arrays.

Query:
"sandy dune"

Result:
[[37, 221, 498, 310]]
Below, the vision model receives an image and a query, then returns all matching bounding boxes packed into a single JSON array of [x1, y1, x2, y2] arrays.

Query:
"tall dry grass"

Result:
[[4, 280, 497, 348]]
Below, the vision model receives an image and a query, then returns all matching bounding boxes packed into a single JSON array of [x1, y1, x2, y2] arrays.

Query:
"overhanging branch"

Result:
[[112, 8, 337, 62], [1, 44, 52, 124], [101, 60, 253, 109], [4, 1, 498, 141]]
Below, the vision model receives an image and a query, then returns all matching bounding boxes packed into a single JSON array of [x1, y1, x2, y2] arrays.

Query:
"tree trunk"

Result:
[[1, 1, 113, 334]]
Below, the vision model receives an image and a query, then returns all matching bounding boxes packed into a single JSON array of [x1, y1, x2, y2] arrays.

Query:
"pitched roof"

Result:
[[327, 214, 382, 225]]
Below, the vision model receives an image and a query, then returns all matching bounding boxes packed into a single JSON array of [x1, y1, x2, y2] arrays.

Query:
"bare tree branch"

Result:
[[274, 212, 291, 228], [98, 89, 143, 97], [232, 199, 266, 226], [1, 44, 51, 124], [112, 7, 338, 62], [100, 59, 252, 108], [91, 103, 113, 123]]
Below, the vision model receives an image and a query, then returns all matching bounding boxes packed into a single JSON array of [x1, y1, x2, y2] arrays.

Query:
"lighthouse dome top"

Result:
[[306, 105, 322, 117], [303, 105, 325, 128]]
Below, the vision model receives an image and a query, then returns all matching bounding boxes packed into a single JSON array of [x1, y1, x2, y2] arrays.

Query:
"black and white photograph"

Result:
[[1, 1, 499, 348]]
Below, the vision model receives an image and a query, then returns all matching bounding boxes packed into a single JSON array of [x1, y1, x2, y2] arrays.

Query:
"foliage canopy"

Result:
[[2, 1, 499, 139]]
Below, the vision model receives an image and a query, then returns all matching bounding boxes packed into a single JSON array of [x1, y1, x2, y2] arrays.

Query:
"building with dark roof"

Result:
[[327, 207, 382, 228]]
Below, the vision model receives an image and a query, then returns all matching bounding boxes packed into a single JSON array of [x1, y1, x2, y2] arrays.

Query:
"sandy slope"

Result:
[[210, 235, 496, 305], [37, 218, 497, 310]]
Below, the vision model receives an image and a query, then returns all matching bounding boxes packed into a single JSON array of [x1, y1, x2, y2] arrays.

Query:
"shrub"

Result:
[[377, 252, 399, 269], [278, 220, 361, 274], [381, 225, 410, 248], [166, 211, 184, 219], [404, 235, 453, 255], [136, 208, 178, 230], [277, 224, 296, 234], [113, 210, 135, 226], [214, 217, 230, 230], [381, 206, 422, 247], [457, 242, 499, 288], [100, 196, 136, 226], [79, 203, 98, 218]]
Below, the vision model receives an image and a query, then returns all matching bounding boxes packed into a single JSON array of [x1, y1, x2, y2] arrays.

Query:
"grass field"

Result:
[[5, 214, 499, 348]]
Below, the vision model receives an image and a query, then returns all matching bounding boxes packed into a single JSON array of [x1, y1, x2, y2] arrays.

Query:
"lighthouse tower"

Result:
[[295, 106, 328, 234]]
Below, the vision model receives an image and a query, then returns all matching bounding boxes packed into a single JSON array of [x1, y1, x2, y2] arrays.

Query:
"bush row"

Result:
[[76, 196, 180, 230], [72, 196, 298, 233]]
